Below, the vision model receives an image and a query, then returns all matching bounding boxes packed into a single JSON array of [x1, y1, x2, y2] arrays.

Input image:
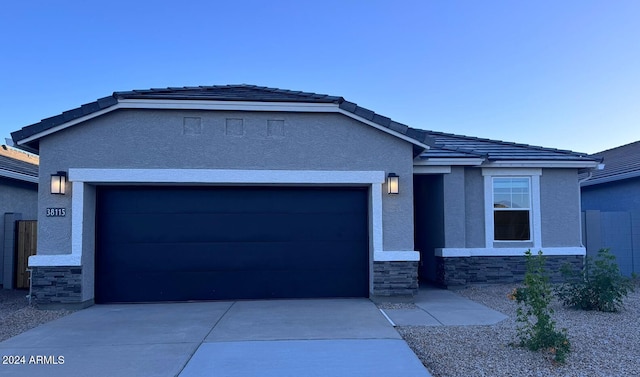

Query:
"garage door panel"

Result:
[[100, 212, 367, 244], [96, 186, 369, 303], [100, 267, 368, 303], [99, 187, 367, 215], [98, 240, 368, 272]]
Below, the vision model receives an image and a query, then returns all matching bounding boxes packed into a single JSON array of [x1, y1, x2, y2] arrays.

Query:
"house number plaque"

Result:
[[46, 208, 66, 217]]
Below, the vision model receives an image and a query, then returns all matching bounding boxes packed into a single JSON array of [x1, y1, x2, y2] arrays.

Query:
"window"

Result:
[[483, 168, 541, 248], [493, 177, 531, 241]]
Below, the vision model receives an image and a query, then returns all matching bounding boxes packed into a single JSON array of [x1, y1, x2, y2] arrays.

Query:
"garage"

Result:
[[95, 185, 369, 303]]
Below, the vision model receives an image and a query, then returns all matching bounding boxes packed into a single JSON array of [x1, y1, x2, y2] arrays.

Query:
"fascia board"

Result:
[[414, 158, 485, 166], [336, 109, 430, 150], [581, 170, 640, 187], [0, 170, 38, 183], [482, 160, 600, 169], [117, 99, 340, 112], [17, 105, 121, 146]]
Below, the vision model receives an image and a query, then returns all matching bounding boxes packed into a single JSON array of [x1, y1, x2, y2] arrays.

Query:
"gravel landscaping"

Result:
[[399, 283, 640, 377], [0, 289, 74, 342]]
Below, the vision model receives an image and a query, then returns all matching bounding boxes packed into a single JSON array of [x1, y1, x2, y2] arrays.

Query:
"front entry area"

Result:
[[95, 185, 369, 303]]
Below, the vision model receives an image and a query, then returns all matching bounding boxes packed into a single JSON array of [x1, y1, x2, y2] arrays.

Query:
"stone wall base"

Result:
[[436, 255, 584, 287], [30, 266, 86, 308], [372, 261, 419, 298]]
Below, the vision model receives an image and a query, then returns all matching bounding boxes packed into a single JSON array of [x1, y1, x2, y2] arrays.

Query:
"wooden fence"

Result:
[[15, 220, 37, 289]]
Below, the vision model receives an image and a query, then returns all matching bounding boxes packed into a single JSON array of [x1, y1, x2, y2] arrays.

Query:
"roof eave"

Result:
[[482, 160, 601, 169], [414, 158, 601, 169], [414, 157, 485, 166], [15, 103, 120, 151], [334, 109, 428, 152], [0, 169, 38, 184], [581, 170, 640, 187]]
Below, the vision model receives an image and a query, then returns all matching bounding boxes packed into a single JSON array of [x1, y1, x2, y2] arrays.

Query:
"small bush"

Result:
[[556, 248, 634, 312], [509, 250, 570, 363]]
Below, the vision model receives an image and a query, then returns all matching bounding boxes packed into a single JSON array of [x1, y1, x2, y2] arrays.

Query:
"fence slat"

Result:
[[15, 220, 37, 289]]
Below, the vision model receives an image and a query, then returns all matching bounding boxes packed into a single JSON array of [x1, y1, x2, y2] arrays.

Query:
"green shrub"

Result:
[[556, 248, 634, 312], [509, 250, 570, 363]]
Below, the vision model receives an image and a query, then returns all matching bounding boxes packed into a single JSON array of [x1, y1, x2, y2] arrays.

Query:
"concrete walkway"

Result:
[[381, 287, 508, 327], [0, 299, 431, 377]]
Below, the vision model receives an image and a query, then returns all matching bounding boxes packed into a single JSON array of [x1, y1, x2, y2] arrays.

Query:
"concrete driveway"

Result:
[[0, 299, 431, 377]]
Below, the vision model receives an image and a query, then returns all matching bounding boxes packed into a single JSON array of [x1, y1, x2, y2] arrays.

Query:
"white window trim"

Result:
[[435, 247, 585, 257], [483, 168, 542, 249]]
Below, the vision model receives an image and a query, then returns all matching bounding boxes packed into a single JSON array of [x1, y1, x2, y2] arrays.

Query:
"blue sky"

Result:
[[1, 0, 638, 154]]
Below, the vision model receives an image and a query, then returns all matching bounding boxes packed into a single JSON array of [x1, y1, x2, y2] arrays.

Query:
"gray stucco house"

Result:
[[10, 85, 600, 308], [0, 145, 38, 289], [581, 141, 640, 276]]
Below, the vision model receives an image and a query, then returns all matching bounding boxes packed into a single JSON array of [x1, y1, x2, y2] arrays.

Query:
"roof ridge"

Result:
[[114, 84, 343, 102]]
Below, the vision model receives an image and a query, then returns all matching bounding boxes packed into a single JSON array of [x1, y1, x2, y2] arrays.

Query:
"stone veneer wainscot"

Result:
[[373, 261, 419, 297], [436, 255, 584, 286], [30, 266, 92, 309]]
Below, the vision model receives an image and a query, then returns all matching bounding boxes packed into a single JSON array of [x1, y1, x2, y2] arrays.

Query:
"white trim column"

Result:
[[371, 182, 384, 253], [71, 181, 84, 256]]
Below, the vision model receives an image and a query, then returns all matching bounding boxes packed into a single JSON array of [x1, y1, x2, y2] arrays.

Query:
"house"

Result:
[[581, 141, 640, 276], [10, 85, 600, 308], [0, 145, 38, 289]]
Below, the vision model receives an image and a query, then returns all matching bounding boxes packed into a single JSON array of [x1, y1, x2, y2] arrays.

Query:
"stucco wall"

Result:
[[432, 166, 583, 251], [0, 178, 38, 285], [464, 168, 485, 247], [443, 167, 466, 247], [439, 167, 486, 249], [36, 109, 416, 256], [540, 168, 582, 247]]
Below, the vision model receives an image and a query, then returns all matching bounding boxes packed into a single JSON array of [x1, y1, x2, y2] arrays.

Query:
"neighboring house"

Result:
[[581, 141, 640, 276], [10, 85, 600, 308], [0, 145, 38, 289]]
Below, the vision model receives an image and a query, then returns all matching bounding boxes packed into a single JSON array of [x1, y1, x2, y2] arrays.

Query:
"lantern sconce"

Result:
[[50, 171, 67, 195], [387, 173, 399, 194]]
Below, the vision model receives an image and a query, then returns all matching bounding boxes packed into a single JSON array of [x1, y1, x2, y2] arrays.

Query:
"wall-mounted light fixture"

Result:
[[387, 173, 399, 194], [50, 171, 67, 195]]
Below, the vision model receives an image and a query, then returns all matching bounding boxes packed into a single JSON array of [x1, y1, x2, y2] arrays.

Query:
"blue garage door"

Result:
[[95, 186, 369, 303]]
